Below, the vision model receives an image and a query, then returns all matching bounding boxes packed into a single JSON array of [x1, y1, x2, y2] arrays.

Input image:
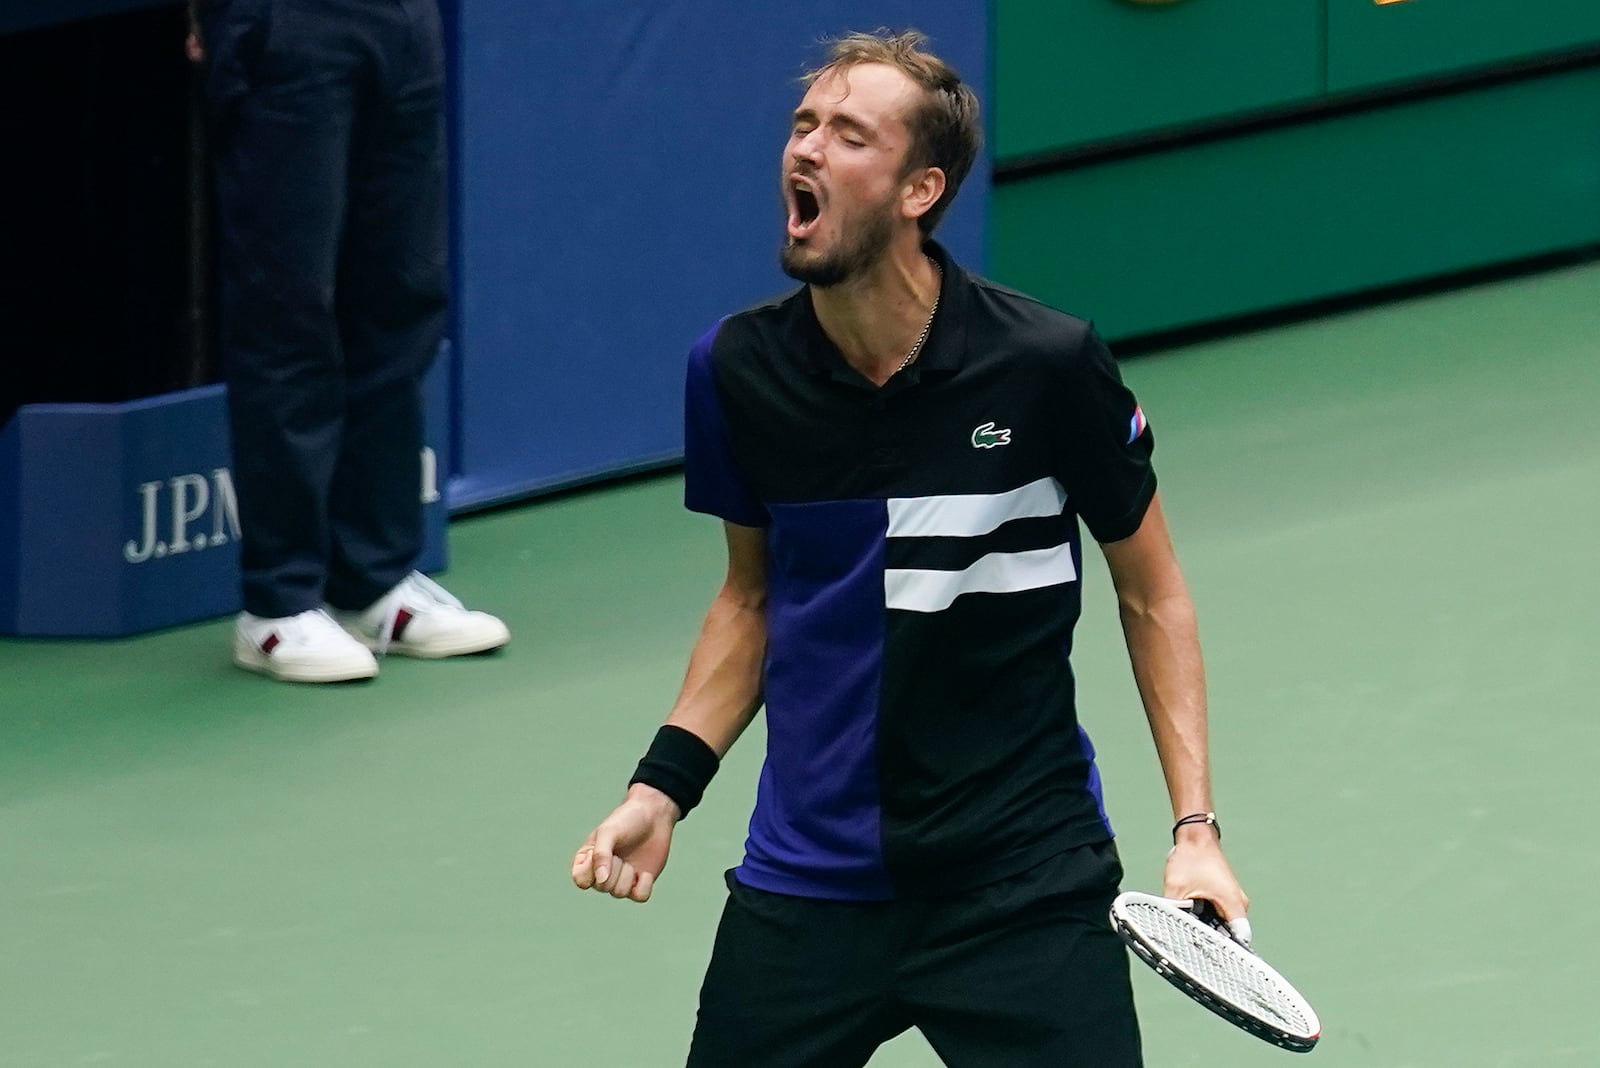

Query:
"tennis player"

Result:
[[572, 29, 1248, 1067]]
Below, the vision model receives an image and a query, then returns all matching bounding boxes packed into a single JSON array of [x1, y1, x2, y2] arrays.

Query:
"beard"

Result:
[[780, 197, 898, 288]]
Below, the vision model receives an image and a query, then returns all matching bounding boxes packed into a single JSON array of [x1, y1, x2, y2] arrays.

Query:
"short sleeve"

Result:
[[683, 322, 770, 527], [1057, 327, 1156, 543]]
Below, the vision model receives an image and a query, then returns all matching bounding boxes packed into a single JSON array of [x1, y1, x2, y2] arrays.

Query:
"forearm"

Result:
[[577, 576, 764, 895], [663, 581, 766, 757], [1102, 497, 1242, 910], [1119, 585, 1211, 821]]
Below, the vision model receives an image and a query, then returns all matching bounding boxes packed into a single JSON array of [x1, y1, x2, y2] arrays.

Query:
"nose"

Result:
[[791, 128, 823, 167]]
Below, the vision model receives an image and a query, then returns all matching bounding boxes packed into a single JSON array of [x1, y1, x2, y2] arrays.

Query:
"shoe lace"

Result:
[[401, 571, 464, 610], [284, 608, 347, 644], [373, 572, 463, 655]]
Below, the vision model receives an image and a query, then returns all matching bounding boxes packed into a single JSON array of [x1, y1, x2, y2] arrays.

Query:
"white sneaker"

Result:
[[334, 571, 510, 659], [233, 608, 380, 683]]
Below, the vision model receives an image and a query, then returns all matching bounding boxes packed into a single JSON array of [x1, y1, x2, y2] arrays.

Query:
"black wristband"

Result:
[[629, 725, 720, 820], [1172, 811, 1220, 842]]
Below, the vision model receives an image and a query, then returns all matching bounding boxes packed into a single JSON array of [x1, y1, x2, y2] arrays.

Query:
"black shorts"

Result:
[[686, 839, 1142, 1068]]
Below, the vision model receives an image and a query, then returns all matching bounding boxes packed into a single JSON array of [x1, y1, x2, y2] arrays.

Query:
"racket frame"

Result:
[[1110, 892, 1321, 1054]]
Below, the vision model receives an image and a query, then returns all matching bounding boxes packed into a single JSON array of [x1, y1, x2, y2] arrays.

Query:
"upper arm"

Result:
[[721, 522, 768, 607], [685, 325, 770, 528], [1098, 492, 1187, 607], [1055, 327, 1156, 543]]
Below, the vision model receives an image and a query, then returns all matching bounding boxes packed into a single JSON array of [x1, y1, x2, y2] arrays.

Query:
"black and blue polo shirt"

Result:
[[684, 241, 1156, 902]]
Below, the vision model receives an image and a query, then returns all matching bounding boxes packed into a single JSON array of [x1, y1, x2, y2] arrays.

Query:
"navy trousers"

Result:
[[201, 0, 448, 617]]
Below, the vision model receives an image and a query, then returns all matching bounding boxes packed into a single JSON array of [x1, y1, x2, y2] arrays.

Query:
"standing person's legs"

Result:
[[203, 0, 360, 618], [318, 0, 508, 660], [324, 0, 448, 612], [686, 876, 911, 1068], [905, 841, 1144, 1067]]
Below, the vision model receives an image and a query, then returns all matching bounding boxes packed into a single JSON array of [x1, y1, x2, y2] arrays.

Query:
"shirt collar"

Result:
[[792, 238, 970, 385]]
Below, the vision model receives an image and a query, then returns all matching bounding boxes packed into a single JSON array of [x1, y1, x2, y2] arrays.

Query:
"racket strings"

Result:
[[1123, 902, 1314, 1036]]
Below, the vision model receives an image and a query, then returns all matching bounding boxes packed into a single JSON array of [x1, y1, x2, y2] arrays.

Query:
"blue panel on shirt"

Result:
[[736, 498, 894, 900], [683, 322, 769, 528]]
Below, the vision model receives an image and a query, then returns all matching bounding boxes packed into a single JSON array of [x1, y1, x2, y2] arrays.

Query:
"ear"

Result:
[[900, 166, 947, 224]]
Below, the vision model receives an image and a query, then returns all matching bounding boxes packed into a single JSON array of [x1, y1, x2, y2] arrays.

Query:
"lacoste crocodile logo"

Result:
[[971, 422, 1012, 449]]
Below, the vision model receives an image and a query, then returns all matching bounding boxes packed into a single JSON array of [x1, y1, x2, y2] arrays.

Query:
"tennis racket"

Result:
[[1110, 891, 1321, 1053]]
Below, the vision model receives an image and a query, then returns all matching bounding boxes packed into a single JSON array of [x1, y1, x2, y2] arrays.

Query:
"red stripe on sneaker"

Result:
[[261, 633, 281, 655], [392, 608, 414, 642]]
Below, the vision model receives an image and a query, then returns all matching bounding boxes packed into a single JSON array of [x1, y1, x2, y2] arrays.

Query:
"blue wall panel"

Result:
[[449, 2, 989, 509], [0, 362, 451, 637], [0, 387, 240, 636]]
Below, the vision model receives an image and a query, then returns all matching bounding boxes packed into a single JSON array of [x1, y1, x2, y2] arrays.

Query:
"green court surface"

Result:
[[2, 263, 1597, 1066]]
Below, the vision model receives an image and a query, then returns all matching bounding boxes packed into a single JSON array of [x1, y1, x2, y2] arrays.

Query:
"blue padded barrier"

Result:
[[447, 2, 990, 509], [0, 355, 451, 637]]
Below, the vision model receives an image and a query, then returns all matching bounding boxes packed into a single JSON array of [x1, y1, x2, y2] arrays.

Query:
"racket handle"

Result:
[[1181, 898, 1254, 950]]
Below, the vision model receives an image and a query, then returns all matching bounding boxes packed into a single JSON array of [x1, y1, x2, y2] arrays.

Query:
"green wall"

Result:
[[994, 0, 1321, 159], [991, 0, 1600, 337], [1327, 0, 1600, 92], [993, 68, 1600, 339], [995, 0, 1600, 159]]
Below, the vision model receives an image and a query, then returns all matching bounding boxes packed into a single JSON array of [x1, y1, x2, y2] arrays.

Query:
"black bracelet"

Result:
[[629, 725, 720, 820], [1172, 811, 1220, 842]]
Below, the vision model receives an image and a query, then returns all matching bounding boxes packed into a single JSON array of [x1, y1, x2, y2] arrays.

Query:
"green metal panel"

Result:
[[991, 67, 1600, 339], [993, 0, 1323, 162], [1327, 0, 1600, 92]]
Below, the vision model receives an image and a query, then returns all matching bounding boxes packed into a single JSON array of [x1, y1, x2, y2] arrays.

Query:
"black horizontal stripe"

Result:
[[885, 513, 1072, 573]]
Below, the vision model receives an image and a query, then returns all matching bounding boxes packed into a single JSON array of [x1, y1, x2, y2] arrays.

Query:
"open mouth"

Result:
[[787, 177, 822, 240]]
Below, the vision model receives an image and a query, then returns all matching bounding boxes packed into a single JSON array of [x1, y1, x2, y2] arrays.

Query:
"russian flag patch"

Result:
[[1127, 405, 1148, 444]]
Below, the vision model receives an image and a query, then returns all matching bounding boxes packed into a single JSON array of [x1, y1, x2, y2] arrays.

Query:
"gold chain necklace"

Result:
[[895, 258, 943, 374]]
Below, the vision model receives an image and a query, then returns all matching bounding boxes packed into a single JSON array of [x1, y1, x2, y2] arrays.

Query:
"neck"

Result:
[[811, 241, 941, 387]]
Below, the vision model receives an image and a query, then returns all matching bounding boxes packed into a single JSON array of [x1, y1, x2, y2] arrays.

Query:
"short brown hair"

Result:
[[802, 29, 982, 235]]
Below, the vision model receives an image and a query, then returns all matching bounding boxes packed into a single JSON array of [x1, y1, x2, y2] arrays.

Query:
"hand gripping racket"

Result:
[[1110, 892, 1321, 1053]]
